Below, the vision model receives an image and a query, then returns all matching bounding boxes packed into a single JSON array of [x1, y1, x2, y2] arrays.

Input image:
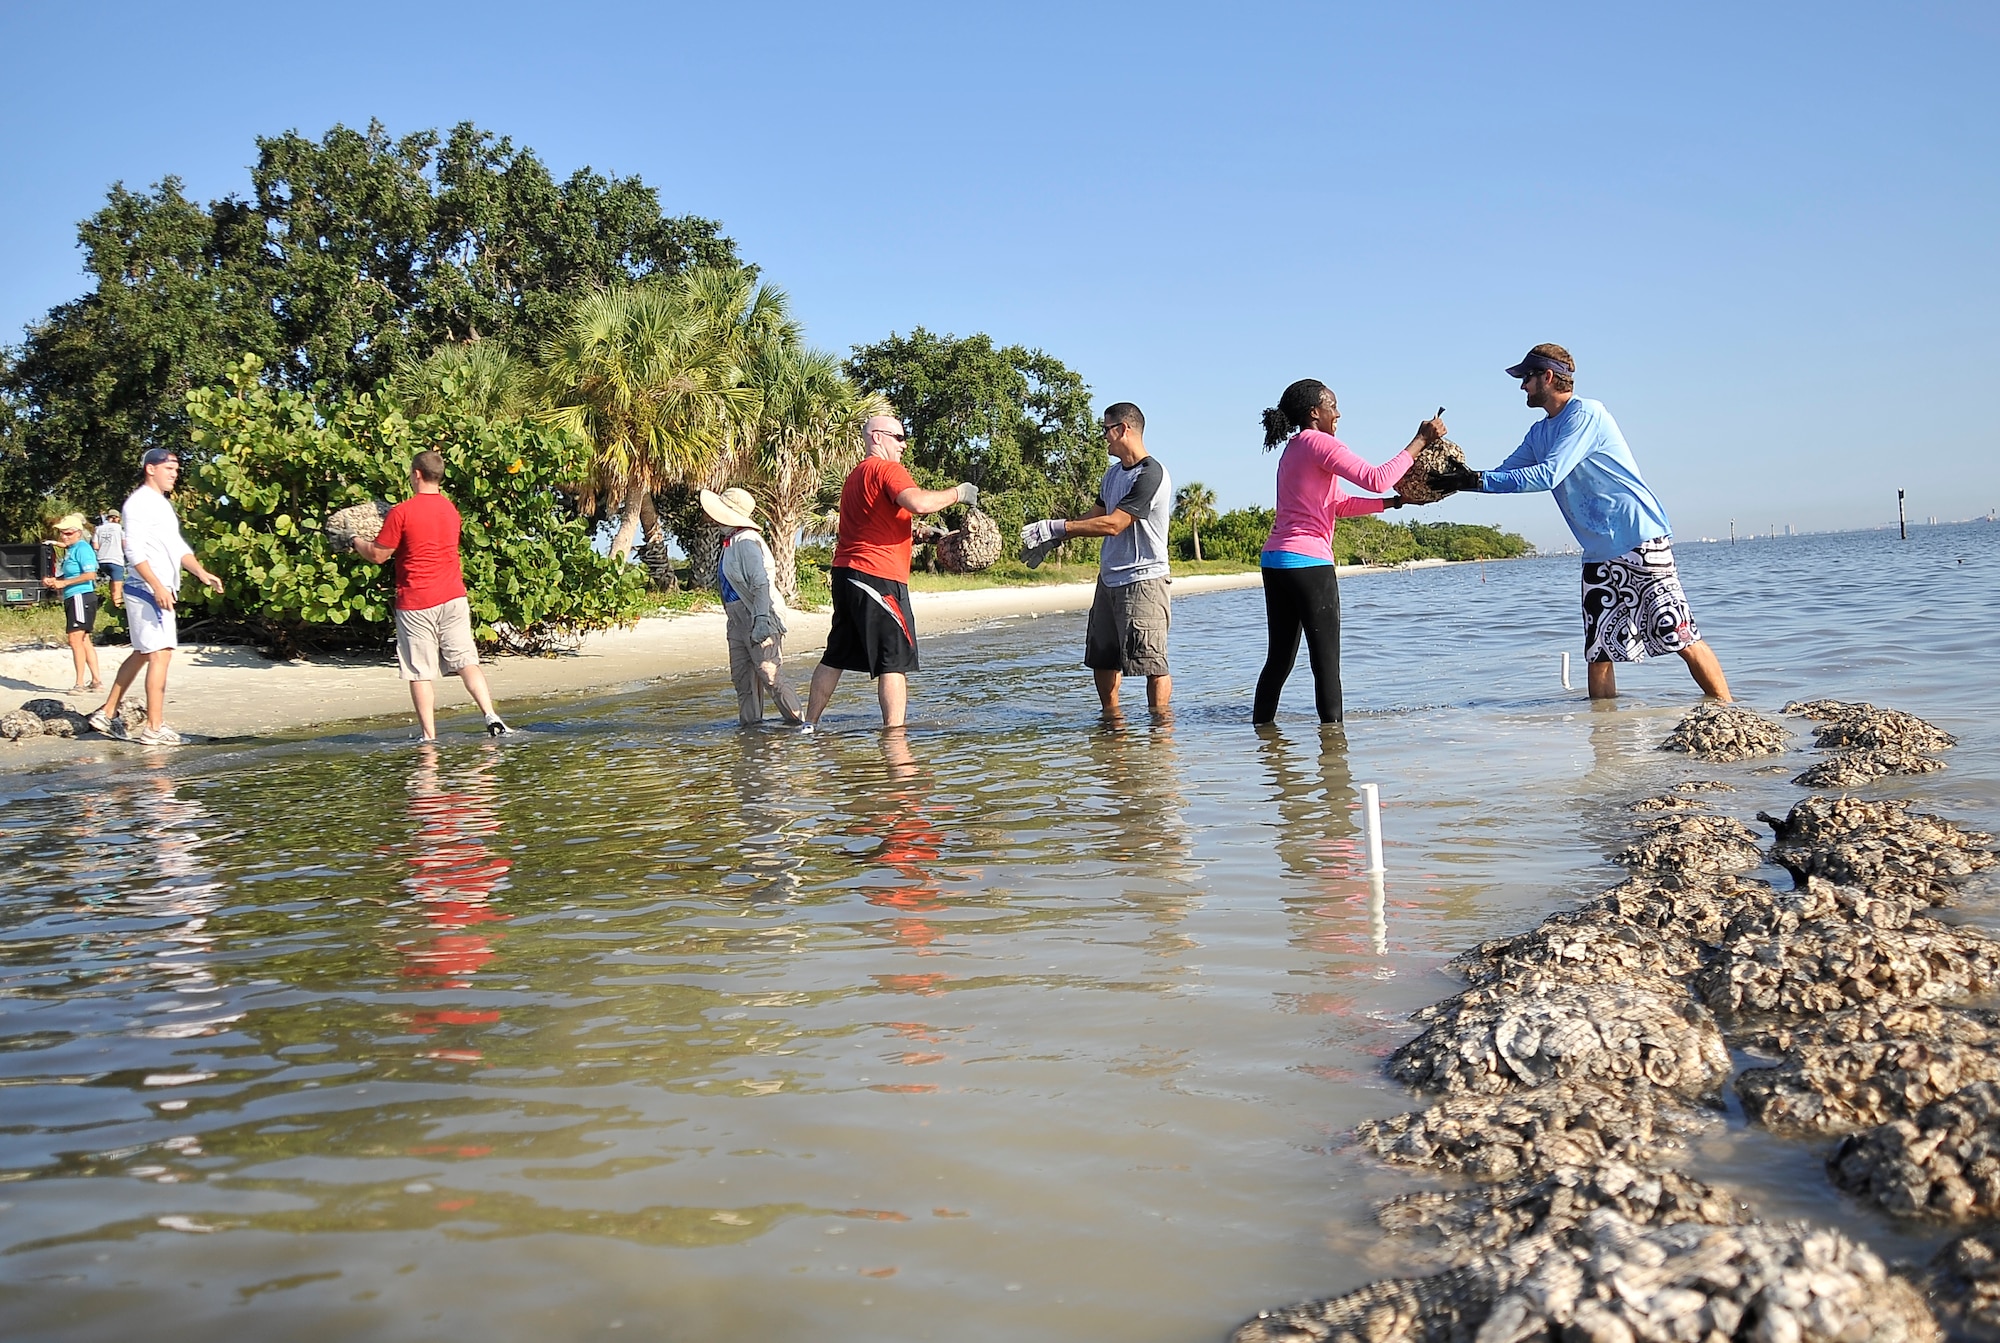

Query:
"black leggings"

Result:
[[1253, 565, 1343, 724]]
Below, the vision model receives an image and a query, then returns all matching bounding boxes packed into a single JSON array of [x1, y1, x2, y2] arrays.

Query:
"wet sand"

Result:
[[0, 571, 1280, 766]]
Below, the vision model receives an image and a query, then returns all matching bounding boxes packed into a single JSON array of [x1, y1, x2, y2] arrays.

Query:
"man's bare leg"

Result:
[[410, 679, 438, 740], [1587, 659, 1617, 700], [144, 649, 172, 729], [1146, 674, 1172, 713], [1678, 641, 1732, 701], [1094, 669, 1122, 716], [805, 664, 841, 725], [877, 672, 908, 729], [458, 664, 500, 719], [101, 650, 147, 722]]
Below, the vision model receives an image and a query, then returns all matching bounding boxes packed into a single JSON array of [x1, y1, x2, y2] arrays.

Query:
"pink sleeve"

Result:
[[1335, 494, 1386, 517], [1312, 434, 1413, 495]]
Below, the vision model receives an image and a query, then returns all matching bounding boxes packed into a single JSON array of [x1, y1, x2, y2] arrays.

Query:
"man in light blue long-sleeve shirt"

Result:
[[1429, 344, 1731, 702]]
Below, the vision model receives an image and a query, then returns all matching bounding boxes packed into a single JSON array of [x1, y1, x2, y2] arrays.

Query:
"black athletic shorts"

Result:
[[821, 566, 919, 677], [63, 590, 100, 634]]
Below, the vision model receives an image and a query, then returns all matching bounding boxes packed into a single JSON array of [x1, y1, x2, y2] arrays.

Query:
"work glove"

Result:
[[1428, 466, 1485, 495], [1382, 495, 1406, 510], [750, 612, 782, 644], [954, 482, 979, 507], [1019, 518, 1065, 569]]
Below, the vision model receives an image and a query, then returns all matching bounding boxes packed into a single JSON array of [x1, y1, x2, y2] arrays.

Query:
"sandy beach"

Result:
[[0, 569, 1292, 766]]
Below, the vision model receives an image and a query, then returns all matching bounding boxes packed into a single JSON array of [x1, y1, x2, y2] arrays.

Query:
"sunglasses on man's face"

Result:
[[875, 429, 908, 443]]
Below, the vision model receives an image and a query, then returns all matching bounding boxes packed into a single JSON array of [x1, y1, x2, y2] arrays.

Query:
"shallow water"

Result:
[[2, 523, 1996, 1341]]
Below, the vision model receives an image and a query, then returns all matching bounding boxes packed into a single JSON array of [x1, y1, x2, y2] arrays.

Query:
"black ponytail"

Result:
[[1261, 378, 1331, 450]]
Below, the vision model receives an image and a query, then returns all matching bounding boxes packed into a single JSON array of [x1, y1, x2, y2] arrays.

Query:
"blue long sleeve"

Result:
[[1478, 399, 1675, 561]]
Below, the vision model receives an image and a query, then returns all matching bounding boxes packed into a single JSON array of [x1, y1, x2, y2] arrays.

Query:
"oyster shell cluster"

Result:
[[1230, 697, 1994, 1342], [1786, 699, 1957, 787], [1388, 437, 1469, 507], [1658, 703, 1793, 761], [0, 696, 137, 742]]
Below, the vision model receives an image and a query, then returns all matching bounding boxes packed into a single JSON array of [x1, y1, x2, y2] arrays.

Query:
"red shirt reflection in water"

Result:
[[398, 781, 512, 989]]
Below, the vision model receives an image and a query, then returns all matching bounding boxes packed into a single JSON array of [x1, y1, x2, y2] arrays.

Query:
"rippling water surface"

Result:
[[3, 524, 1996, 1341]]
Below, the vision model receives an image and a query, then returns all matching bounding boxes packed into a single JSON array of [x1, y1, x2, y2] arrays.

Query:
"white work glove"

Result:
[[750, 612, 782, 644], [1019, 518, 1065, 569], [954, 482, 979, 507]]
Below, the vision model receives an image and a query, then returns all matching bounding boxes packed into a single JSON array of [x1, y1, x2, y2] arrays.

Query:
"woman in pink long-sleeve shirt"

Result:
[[1254, 379, 1442, 724]]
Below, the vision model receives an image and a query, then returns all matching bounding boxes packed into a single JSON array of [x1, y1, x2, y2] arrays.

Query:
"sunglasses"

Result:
[[874, 428, 908, 442]]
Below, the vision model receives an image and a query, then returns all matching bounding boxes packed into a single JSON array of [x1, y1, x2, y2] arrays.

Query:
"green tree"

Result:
[[0, 119, 735, 533], [744, 343, 882, 604], [843, 329, 1101, 533], [389, 342, 537, 420], [1174, 481, 1217, 561], [537, 274, 755, 560]]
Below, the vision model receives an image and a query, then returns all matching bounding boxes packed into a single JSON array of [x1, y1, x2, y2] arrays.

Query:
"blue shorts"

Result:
[[102, 562, 125, 583]]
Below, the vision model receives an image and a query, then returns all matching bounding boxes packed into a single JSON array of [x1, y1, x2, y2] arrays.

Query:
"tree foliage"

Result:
[[0, 120, 734, 536], [1168, 505, 1532, 566], [178, 356, 645, 652]]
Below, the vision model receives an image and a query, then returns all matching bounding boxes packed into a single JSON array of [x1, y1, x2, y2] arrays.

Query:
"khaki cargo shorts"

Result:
[[395, 596, 480, 681], [1084, 576, 1170, 676]]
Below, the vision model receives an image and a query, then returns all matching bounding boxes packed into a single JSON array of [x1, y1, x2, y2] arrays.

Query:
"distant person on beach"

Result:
[[1252, 381, 1442, 725], [93, 510, 125, 604], [43, 513, 103, 694], [704, 485, 805, 726], [1427, 344, 1731, 701], [348, 451, 513, 741], [89, 449, 225, 746], [1020, 402, 1176, 717], [803, 414, 979, 731]]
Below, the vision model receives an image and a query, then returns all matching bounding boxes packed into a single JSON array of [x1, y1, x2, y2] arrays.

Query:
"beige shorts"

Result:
[[1084, 576, 1171, 676], [395, 596, 479, 681]]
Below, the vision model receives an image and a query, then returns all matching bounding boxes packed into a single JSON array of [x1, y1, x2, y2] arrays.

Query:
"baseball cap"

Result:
[[141, 447, 179, 467]]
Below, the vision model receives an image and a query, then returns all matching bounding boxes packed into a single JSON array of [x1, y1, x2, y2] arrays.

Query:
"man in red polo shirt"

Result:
[[350, 450, 512, 742], [803, 414, 977, 730]]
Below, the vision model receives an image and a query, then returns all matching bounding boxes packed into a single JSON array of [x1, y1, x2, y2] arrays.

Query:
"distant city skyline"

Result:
[[2, 2, 1994, 554]]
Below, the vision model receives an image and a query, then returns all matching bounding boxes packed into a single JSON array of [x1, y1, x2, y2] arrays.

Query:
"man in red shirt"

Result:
[[350, 451, 512, 742], [803, 414, 977, 730]]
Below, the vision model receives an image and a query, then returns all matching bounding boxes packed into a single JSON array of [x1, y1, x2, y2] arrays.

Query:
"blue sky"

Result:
[[3, 2, 1995, 550]]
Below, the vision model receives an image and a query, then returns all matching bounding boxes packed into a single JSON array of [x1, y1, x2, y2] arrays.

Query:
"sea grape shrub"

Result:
[[181, 355, 645, 650]]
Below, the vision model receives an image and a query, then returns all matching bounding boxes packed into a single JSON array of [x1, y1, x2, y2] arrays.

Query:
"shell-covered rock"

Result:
[[1390, 978, 1731, 1099], [1232, 1212, 1940, 1343], [0, 708, 45, 740], [1356, 1082, 1720, 1183], [936, 509, 1002, 573], [1612, 813, 1766, 875], [1478, 1210, 1939, 1343], [1760, 796, 1996, 904], [1832, 1080, 2000, 1223], [1453, 915, 1708, 990], [1739, 1032, 2000, 1137], [1627, 792, 1707, 813], [1378, 1161, 1750, 1260], [1784, 699, 1958, 753], [1750, 1001, 2000, 1054], [1696, 917, 2000, 1019], [1657, 703, 1792, 761], [326, 499, 391, 549], [1390, 437, 1468, 507], [1926, 1229, 2000, 1342], [1674, 779, 1736, 793], [1794, 748, 1948, 789]]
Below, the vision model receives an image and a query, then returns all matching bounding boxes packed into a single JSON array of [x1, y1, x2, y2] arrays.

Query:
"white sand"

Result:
[[1, 571, 1296, 766]]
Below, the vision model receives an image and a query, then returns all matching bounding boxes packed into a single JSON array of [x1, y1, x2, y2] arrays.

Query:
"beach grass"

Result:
[[0, 602, 69, 646]]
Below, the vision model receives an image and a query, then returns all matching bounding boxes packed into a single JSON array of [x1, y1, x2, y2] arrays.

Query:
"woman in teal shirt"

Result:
[[42, 512, 103, 693]]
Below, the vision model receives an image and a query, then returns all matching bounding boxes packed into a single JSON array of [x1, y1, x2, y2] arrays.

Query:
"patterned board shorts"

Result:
[[1581, 537, 1701, 663]]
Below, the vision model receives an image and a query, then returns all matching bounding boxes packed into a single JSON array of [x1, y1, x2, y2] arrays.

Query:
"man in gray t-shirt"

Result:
[[1019, 402, 1174, 716]]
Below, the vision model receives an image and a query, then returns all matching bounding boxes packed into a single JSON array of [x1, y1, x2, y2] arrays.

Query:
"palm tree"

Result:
[[1175, 481, 1217, 562], [389, 342, 535, 420], [537, 281, 753, 560], [743, 341, 883, 605]]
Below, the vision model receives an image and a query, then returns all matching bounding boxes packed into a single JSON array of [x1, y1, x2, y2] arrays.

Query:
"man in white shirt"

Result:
[[89, 449, 224, 746]]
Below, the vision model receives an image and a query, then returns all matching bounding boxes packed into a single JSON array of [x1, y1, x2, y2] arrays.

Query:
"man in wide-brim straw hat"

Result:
[[1429, 343, 1731, 702], [704, 486, 805, 726]]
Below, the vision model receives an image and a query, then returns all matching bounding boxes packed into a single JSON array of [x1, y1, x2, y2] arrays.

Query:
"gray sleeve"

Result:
[[1110, 457, 1165, 518]]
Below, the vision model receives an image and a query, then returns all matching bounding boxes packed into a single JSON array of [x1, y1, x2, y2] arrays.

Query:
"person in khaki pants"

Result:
[[703, 487, 803, 726], [349, 450, 512, 742]]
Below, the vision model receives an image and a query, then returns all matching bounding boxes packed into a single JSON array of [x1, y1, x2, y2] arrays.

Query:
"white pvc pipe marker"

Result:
[[1561, 651, 1572, 689], [1360, 783, 1386, 874]]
